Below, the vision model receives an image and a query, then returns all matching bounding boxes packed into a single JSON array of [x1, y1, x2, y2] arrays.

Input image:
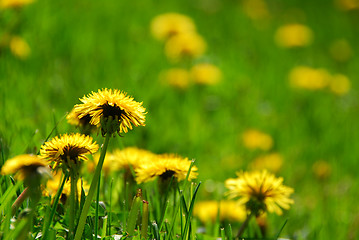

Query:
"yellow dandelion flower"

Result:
[[249, 153, 283, 173], [45, 171, 89, 197], [165, 32, 206, 62], [225, 170, 294, 216], [194, 200, 246, 223], [242, 129, 273, 151], [289, 66, 330, 90], [274, 24, 313, 48], [335, 0, 359, 11], [312, 160, 331, 180], [135, 154, 198, 184], [150, 13, 196, 41], [241, 0, 270, 21], [9, 36, 30, 60], [74, 88, 146, 136], [86, 152, 117, 176], [111, 147, 156, 171], [190, 63, 222, 86], [329, 39, 352, 62], [0, 0, 33, 9], [67, 107, 97, 134], [40, 133, 99, 170], [159, 68, 191, 90], [1, 154, 50, 181], [329, 74, 351, 96]]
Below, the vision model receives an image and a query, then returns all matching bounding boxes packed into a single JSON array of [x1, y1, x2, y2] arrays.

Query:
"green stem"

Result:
[[42, 172, 69, 239], [69, 170, 78, 239], [74, 132, 111, 240], [236, 212, 254, 238], [94, 172, 101, 238]]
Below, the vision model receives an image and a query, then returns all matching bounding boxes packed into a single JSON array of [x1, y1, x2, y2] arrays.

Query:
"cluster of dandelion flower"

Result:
[[289, 66, 351, 95], [225, 170, 294, 216], [274, 23, 313, 48], [242, 129, 273, 151], [73, 88, 146, 136]]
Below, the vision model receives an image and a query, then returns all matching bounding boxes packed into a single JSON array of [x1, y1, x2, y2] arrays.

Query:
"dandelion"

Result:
[[40, 133, 99, 171], [335, 0, 359, 11], [249, 153, 283, 173], [312, 160, 331, 180], [329, 39, 352, 62], [190, 63, 222, 86], [160, 68, 191, 90], [67, 107, 97, 134], [241, 0, 270, 21], [242, 129, 273, 151], [289, 66, 330, 90], [150, 13, 196, 41], [194, 200, 246, 223], [274, 24, 313, 48], [225, 170, 293, 216], [0, 0, 33, 9], [73, 88, 146, 136], [329, 74, 351, 96], [165, 32, 206, 62], [9, 36, 31, 59], [1, 154, 50, 182], [135, 154, 198, 184], [1, 154, 51, 216], [111, 147, 156, 171]]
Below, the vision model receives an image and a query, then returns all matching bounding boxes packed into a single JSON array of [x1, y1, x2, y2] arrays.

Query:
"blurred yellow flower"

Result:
[[329, 74, 351, 96], [289, 66, 330, 90], [329, 39, 352, 62], [312, 160, 331, 180], [74, 88, 146, 136], [190, 63, 222, 85], [194, 200, 246, 223], [335, 0, 359, 11], [135, 154, 198, 184], [0, 0, 33, 9], [165, 32, 206, 62], [67, 108, 97, 134], [150, 13, 196, 41], [242, 129, 273, 151], [111, 147, 156, 171], [225, 170, 294, 216], [9, 36, 31, 59], [160, 68, 190, 90], [1, 154, 50, 181], [87, 153, 117, 176], [275, 24, 313, 48], [249, 153, 283, 173], [45, 171, 89, 197], [40, 133, 99, 171], [241, 0, 270, 21]]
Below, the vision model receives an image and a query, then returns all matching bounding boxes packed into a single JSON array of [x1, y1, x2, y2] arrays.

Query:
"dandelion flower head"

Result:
[[190, 63, 222, 86], [249, 153, 283, 173], [225, 170, 294, 216], [150, 13, 196, 41], [135, 154, 198, 184], [242, 129, 273, 151], [0, 0, 33, 9], [329, 74, 351, 96], [1, 154, 50, 181], [194, 200, 246, 223], [40, 133, 99, 170], [289, 66, 330, 90], [111, 147, 156, 171], [165, 32, 206, 62], [74, 88, 146, 135], [160, 68, 190, 90], [9, 36, 31, 60], [275, 24, 313, 48]]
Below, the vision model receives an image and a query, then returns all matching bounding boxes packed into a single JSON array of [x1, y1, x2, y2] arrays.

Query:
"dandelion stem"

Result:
[[74, 132, 111, 240], [11, 187, 29, 214], [236, 212, 254, 238]]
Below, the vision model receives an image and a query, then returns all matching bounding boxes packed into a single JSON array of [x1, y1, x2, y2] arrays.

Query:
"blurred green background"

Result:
[[1, 0, 359, 239]]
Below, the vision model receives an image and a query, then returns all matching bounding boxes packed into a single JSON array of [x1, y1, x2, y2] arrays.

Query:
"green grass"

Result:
[[1, 0, 359, 239]]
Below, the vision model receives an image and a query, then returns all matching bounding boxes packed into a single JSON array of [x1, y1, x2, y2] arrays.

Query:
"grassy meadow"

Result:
[[1, 0, 359, 239]]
